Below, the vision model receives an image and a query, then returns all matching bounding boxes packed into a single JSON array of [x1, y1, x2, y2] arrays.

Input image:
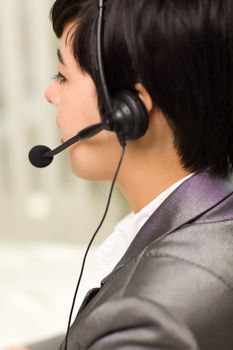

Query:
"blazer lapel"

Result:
[[101, 170, 233, 285], [77, 287, 100, 316]]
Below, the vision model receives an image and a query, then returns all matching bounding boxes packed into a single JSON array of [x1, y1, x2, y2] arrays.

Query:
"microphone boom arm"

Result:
[[44, 121, 109, 158]]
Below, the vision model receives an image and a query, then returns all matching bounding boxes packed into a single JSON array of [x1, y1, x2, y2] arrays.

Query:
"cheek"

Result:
[[57, 84, 101, 139]]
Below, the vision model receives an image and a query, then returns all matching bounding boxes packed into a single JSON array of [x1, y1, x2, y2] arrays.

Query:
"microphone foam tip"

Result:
[[29, 145, 53, 168]]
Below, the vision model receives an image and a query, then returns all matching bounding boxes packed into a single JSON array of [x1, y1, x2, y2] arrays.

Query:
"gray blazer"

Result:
[[33, 171, 233, 350]]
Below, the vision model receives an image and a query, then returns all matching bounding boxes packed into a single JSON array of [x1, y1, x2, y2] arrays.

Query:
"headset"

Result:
[[28, 0, 149, 168], [96, 0, 149, 143]]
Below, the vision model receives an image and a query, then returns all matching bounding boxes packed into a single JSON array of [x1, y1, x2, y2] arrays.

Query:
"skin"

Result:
[[44, 22, 190, 213]]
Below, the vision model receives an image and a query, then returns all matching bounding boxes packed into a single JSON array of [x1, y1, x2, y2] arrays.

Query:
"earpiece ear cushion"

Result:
[[113, 90, 149, 140]]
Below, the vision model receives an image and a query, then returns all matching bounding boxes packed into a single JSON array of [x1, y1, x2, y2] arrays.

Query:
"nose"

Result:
[[45, 81, 60, 106]]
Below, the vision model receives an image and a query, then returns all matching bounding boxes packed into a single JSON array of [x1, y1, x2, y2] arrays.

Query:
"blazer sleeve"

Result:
[[77, 296, 199, 350]]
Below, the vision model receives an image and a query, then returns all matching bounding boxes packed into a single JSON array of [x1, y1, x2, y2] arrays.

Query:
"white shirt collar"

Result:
[[97, 173, 194, 278]]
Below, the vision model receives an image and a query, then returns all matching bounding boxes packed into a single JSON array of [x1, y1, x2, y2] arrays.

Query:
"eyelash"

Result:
[[52, 72, 66, 85]]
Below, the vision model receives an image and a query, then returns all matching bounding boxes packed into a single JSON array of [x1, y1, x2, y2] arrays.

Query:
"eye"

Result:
[[52, 72, 67, 85]]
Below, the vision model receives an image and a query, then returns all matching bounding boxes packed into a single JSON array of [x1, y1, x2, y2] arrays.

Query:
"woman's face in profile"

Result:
[[45, 23, 122, 181]]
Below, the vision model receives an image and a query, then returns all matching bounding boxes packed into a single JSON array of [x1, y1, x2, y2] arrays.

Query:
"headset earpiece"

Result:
[[111, 90, 149, 140]]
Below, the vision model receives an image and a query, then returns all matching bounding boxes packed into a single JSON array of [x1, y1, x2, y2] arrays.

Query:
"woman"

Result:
[[15, 0, 233, 349]]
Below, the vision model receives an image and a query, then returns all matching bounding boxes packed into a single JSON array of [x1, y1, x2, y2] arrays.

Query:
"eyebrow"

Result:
[[57, 49, 66, 66]]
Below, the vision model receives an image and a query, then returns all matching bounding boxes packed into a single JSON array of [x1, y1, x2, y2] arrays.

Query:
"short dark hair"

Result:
[[51, 0, 233, 178]]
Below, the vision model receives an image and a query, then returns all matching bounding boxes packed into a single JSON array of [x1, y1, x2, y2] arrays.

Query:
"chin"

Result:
[[69, 156, 112, 182], [68, 141, 119, 181], [71, 166, 111, 182]]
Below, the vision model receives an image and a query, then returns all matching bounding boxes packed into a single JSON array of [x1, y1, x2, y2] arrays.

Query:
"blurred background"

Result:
[[0, 0, 129, 347]]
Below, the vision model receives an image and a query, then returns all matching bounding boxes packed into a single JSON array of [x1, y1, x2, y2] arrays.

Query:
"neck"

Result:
[[118, 158, 190, 213], [116, 111, 191, 213]]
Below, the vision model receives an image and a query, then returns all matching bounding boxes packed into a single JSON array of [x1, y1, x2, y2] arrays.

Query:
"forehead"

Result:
[[59, 23, 77, 65], [58, 20, 96, 74]]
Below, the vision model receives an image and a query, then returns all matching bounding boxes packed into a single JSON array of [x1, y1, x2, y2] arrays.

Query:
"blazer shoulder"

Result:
[[121, 222, 233, 349], [143, 217, 233, 290]]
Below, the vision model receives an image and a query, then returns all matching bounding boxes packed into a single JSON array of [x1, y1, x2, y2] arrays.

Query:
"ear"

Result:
[[135, 83, 153, 113]]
